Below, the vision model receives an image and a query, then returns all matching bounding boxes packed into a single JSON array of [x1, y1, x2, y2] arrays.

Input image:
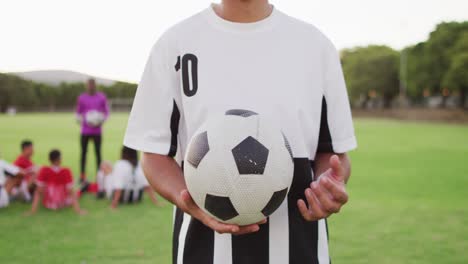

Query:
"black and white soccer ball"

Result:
[[184, 109, 294, 225]]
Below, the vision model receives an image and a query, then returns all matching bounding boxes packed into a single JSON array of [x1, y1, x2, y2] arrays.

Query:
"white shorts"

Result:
[[0, 186, 9, 208]]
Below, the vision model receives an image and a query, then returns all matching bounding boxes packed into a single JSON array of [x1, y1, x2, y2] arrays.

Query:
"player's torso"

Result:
[[166, 11, 335, 264], [15, 156, 33, 169], [174, 28, 326, 160], [80, 94, 104, 111]]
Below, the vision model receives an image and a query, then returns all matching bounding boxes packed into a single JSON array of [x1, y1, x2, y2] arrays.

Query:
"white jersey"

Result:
[[110, 160, 149, 202], [0, 160, 20, 186], [124, 5, 357, 264], [0, 160, 20, 208]]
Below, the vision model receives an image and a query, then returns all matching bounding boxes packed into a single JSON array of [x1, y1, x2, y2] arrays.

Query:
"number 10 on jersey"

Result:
[[175, 54, 198, 97]]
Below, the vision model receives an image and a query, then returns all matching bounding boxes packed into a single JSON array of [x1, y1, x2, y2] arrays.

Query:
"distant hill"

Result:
[[9, 70, 116, 86]]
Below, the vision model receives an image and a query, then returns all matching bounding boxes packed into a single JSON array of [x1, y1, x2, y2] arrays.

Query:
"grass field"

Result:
[[0, 113, 467, 263]]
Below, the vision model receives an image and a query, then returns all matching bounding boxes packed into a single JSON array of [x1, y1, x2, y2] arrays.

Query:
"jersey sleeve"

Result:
[[317, 43, 357, 154], [36, 167, 47, 187], [76, 95, 84, 116], [101, 93, 110, 119], [124, 32, 181, 156]]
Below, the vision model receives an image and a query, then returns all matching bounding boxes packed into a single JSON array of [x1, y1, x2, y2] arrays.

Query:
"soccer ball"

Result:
[[184, 109, 294, 226], [85, 110, 105, 127]]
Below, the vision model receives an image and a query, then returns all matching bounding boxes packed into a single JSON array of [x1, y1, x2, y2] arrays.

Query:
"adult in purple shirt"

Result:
[[76, 79, 109, 182]]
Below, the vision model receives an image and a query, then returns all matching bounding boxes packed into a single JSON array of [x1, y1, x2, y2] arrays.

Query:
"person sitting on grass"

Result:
[[12, 140, 39, 202], [27, 149, 86, 215], [110, 146, 159, 209], [96, 160, 113, 199], [0, 159, 25, 208]]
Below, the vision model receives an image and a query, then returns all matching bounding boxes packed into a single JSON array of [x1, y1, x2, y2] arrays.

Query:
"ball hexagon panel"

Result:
[[231, 136, 269, 175], [261, 188, 288, 217], [204, 193, 239, 221], [225, 109, 258, 118], [187, 131, 210, 168]]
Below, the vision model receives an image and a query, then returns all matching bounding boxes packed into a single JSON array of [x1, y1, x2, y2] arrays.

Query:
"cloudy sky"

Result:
[[1, 0, 467, 82]]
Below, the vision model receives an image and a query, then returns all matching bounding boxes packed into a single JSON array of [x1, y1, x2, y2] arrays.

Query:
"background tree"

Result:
[[424, 22, 468, 91], [405, 43, 431, 101], [442, 53, 468, 108], [0, 73, 38, 111], [341, 45, 400, 108], [0, 73, 137, 112]]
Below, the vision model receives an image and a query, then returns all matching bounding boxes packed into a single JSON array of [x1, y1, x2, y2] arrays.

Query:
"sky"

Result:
[[0, 0, 467, 82]]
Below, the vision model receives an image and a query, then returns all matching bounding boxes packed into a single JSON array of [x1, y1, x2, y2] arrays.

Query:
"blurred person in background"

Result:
[[0, 157, 25, 208], [76, 78, 109, 189], [109, 146, 159, 209], [96, 160, 113, 199], [12, 140, 38, 202], [26, 149, 86, 215]]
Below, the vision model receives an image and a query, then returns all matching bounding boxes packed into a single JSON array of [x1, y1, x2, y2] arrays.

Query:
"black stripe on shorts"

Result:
[[182, 218, 214, 264], [232, 221, 269, 264], [173, 207, 184, 264]]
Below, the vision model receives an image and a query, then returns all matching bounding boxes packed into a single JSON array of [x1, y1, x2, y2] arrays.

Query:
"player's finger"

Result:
[[304, 187, 326, 218], [320, 177, 348, 204], [297, 199, 313, 221], [330, 155, 344, 182], [205, 217, 239, 234], [233, 224, 260, 235], [311, 182, 341, 214]]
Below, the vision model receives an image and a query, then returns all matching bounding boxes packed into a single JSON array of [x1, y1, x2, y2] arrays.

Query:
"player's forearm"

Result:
[[314, 153, 351, 183], [75, 100, 83, 115], [111, 190, 122, 208], [142, 153, 186, 206], [30, 188, 42, 213], [67, 189, 81, 212], [103, 100, 110, 118]]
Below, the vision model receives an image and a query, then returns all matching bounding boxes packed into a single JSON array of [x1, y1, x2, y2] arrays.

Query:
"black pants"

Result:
[[80, 134, 102, 178]]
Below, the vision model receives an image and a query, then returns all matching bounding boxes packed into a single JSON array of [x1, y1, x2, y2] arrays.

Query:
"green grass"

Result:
[[0, 113, 467, 263]]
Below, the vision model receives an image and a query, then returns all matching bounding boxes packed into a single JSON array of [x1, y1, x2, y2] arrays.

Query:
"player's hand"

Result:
[[178, 189, 267, 235], [24, 210, 36, 216], [17, 169, 27, 179], [75, 209, 88, 215], [298, 155, 348, 221], [76, 115, 83, 124]]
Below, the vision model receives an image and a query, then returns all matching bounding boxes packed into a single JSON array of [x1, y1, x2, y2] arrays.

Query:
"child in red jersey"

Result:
[[13, 140, 38, 201], [27, 149, 86, 215]]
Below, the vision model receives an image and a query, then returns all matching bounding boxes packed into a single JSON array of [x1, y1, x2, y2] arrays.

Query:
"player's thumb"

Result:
[[330, 155, 344, 182]]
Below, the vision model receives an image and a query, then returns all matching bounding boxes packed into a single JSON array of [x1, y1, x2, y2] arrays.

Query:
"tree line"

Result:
[[0, 74, 137, 112], [342, 21, 468, 109]]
